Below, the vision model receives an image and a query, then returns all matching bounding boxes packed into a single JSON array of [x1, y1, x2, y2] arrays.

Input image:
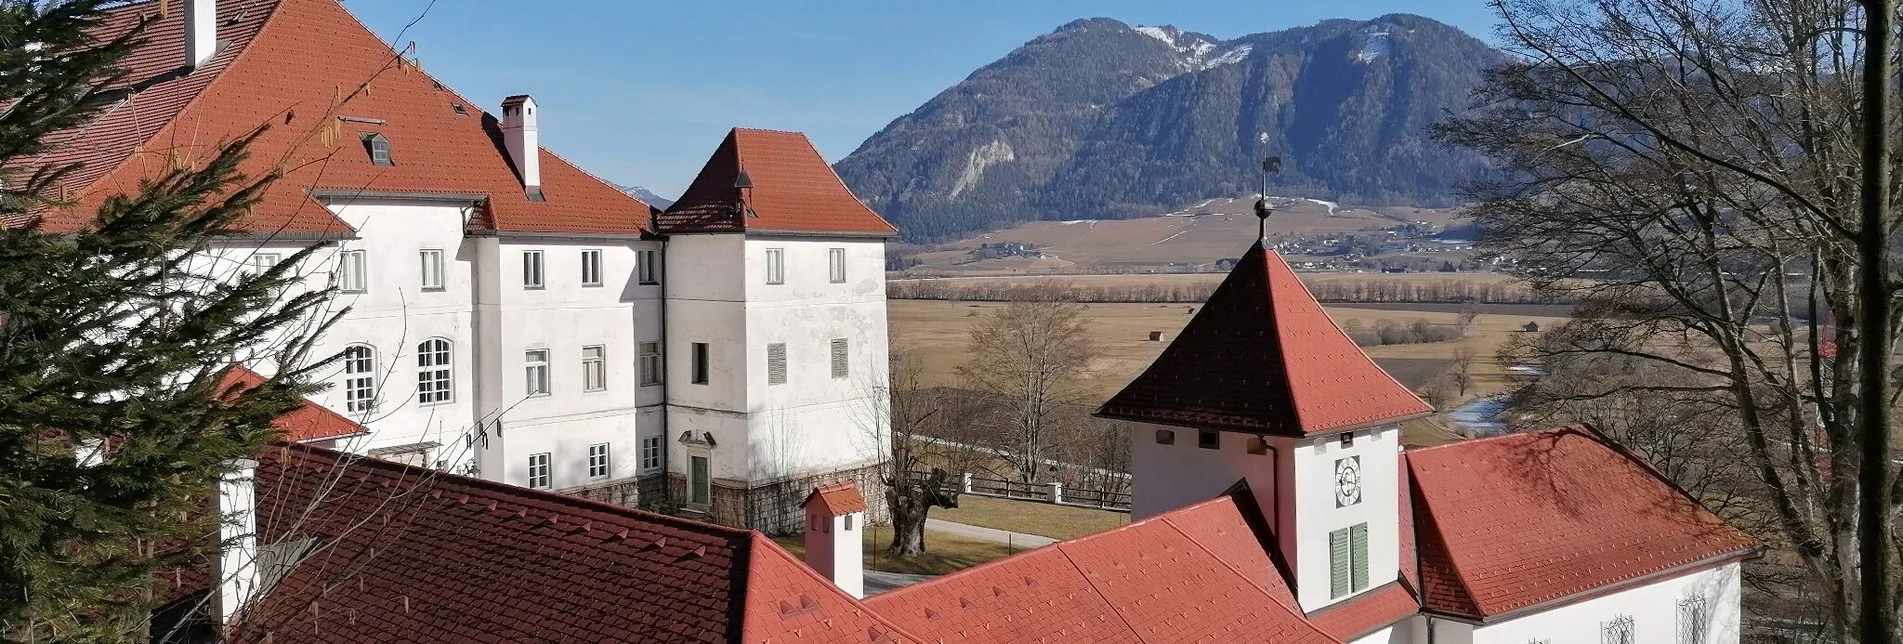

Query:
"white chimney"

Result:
[[185, 0, 217, 71], [802, 482, 866, 598], [216, 458, 260, 624], [500, 95, 542, 200]]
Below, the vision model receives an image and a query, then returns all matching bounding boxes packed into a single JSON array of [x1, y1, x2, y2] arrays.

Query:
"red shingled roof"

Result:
[[1305, 581, 1418, 642], [659, 128, 896, 236], [216, 366, 367, 442], [865, 494, 1335, 644], [230, 442, 919, 643], [1098, 241, 1431, 436], [805, 482, 869, 516], [18, 0, 650, 236], [1406, 426, 1758, 620]]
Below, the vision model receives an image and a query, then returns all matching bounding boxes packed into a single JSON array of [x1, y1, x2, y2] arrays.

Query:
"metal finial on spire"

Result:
[[1255, 155, 1282, 241]]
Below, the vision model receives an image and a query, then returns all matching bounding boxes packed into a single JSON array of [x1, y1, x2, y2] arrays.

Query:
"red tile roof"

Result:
[[659, 128, 897, 236], [865, 494, 1336, 644], [230, 442, 918, 643], [1305, 581, 1418, 642], [1406, 426, 1758, 620], [805, 482, 869, 516], [18, 0, 651, 237], [1097, 241, 1432, 436], [216, 366, 367, 442]]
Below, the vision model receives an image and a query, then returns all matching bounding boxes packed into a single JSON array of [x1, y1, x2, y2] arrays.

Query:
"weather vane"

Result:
[[1254, 155, 1282, 240]]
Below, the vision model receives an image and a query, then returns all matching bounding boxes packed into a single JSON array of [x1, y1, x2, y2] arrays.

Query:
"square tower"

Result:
[[1097, 241, 1431, 612], [656, 128, 898, 533]]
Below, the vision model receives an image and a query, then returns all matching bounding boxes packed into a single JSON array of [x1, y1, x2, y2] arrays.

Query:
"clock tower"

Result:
[[1097, 240, 1430, 612]]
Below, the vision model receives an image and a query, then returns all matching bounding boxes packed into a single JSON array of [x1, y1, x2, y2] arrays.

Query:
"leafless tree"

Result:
[[1435, 0, 1901, 639], [1451, 348, 1477, 397], [956, 300, 1097, 484], [850, 352, 986, 556]]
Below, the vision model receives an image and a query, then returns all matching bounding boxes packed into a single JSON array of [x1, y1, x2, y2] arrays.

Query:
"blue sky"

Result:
[[345, 1, 1497, 198]]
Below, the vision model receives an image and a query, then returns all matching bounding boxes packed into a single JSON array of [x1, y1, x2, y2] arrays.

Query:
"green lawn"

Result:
[[772, 524, 1017, 576], [930, 495, 1131, 540]]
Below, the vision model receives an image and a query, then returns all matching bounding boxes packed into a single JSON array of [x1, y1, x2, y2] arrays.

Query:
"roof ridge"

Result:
[[1404, 478, 1485, 617], [1048, 539, 1150, 642], [73, 0, 286, 200], [867, 496, 1237, 605], [277, 441, 760, 538], [1403, 424, 1582, 454], [1261, 245, 1428, 430], [741, 533, 928, 641], [1157, 506, 1315, 620]]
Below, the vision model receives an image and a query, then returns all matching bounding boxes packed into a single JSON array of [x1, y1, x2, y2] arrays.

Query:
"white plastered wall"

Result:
[[1292, 425, 1403, 612]]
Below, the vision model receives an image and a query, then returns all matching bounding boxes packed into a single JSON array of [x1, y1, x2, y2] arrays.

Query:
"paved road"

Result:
[[864, 570, 933, 595], [925, 518, 1057, 549]]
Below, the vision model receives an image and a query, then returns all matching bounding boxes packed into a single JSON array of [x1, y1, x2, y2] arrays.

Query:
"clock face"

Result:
[[1335, 456, 1363, 508]]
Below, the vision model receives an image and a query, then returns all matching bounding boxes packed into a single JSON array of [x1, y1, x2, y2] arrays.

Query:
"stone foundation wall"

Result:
[[663, 463, 889, 535]]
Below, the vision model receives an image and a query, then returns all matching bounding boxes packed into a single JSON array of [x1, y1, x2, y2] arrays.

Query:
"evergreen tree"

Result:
[[0, 3, 335, 640]]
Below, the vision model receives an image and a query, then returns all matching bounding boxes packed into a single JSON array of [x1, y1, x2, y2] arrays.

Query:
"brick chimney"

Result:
[[216, 458, 260, 624], [500, 95, 542, 200], [803, 482, 867, 598], [185, 0, 217, 71]]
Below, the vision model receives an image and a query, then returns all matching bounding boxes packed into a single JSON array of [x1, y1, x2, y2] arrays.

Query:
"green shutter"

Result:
[[1330, 528, 1352, 598], [1350, 523, 1370, 592]]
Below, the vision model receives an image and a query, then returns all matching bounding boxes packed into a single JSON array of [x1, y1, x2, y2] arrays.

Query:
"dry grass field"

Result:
[[902, 198, 1462, 274], [891, 270, 1520, 291], [888, 299, 1571, 406]]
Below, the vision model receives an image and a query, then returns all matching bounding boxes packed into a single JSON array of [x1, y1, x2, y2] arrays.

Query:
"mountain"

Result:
[[834, 14, 1506, 242], [615, 184, 674, 209]]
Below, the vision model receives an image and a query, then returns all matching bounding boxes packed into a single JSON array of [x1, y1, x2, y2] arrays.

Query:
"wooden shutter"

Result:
[[1329, 528, 1351, 598], [767, 343, 787, 385], [1350, 523, 1370, 592], [830, 338, 848, 379]]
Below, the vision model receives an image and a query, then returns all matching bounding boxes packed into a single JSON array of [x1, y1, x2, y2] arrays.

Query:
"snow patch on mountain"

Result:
[[1205, 45, 1253, 68], [1133, 24, 1224, 71], [1355, 31, 1392, 62]]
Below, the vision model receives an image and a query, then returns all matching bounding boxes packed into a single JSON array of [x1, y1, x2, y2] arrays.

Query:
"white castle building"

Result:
[[25, 0, 893, 531]]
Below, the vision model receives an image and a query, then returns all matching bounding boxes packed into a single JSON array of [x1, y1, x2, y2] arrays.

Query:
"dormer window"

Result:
[[362, 133, 392, 166]]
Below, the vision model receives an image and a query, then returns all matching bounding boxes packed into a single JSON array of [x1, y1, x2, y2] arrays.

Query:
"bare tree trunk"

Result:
[[1857, 1, 1894, 640]]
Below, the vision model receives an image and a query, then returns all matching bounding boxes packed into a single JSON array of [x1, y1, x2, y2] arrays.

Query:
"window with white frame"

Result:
[[527, 452, 551, 489], [419, 249, 444, 291], [830, 338, 849, 379], [638, 249, 659, 285], [1678, 595, 1709, 644], [765, 248, 784, 285], [581, 249, 603, 287], [525, 348, 550, 396], [342, 344, 376, 413], [246, 252, 281, 276], [582, 345, 606, 392], [844, 514, 854, 531], [766, 343, 787, 385], [828, 247, 846, 283], [336, 250, 367, 293], [1602, 615, 1635, 644], [522, 250, 544, 289], [416, 338, 453, 404], [587, 443, 610, 479], [1328, 523, 1370, 598], [640, 436, 662, 473], [639, 341, 662, 386]]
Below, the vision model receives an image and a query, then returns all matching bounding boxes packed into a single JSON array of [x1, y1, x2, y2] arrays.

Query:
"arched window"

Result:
[[342, 344, 376, 413], [417, 338, 453, 404]]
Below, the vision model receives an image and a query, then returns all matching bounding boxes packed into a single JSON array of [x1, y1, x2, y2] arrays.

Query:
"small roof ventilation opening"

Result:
[[451, 103, 468, 116], [362, 133, 393, 166]]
